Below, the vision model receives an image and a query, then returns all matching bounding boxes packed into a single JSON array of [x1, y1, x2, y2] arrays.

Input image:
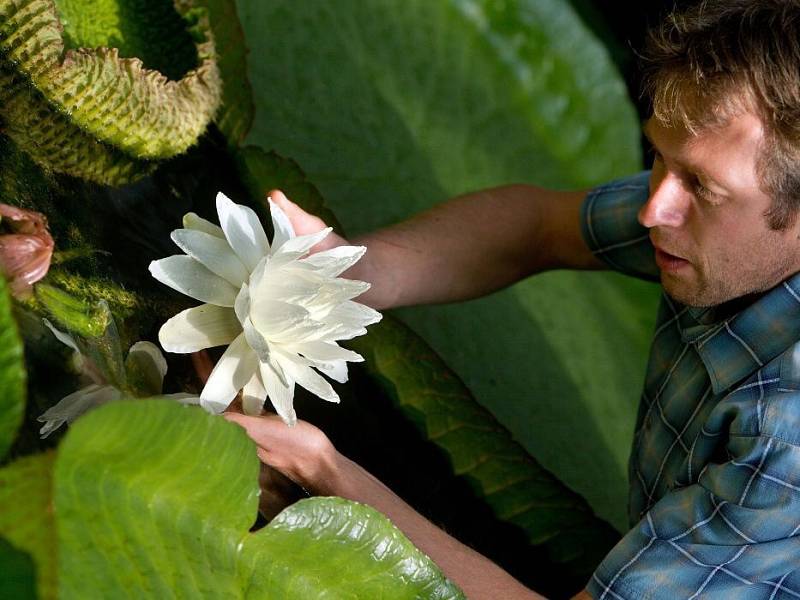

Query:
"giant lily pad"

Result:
[[236, 0, 660, 529], [0, 275, 26, 459], [0, 0, 221, 184], [0, 452, 56, 599], [44, 399, 462, 597]]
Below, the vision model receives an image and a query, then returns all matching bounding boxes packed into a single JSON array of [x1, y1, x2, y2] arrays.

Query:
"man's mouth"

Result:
[[653, 245, 690, 272]]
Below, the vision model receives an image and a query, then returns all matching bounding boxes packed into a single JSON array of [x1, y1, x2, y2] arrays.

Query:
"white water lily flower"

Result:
[[149, 192, 381, 425], [38, 320, 197, 437]]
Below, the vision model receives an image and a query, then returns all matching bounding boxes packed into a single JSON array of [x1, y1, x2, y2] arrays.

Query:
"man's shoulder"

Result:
[[722, 339, 800, 447], [580, 171, 658, 282]]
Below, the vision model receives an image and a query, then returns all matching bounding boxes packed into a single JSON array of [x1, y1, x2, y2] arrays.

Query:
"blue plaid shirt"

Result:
[[582, 172, 800, 599]]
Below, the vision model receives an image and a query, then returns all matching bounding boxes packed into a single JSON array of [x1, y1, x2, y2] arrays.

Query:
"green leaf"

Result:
[[0, 0, 222, 184], [196, 0, 255, 144], [233, 145, 343, 232], [0, 276, 26, 460], [0, 538, 37, 600], [54, 399, 463, 598], [349, 316, 619, 589], [237, 0, 659, 529], [0, 452, 57, 599]]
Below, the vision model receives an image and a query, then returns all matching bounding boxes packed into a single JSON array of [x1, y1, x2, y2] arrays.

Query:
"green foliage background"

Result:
[[0, 0, 661, 597], [237, 0, 659, 530]]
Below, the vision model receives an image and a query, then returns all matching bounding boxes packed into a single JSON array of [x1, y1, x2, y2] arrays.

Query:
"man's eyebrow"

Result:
[[641, 122, 729, 191]]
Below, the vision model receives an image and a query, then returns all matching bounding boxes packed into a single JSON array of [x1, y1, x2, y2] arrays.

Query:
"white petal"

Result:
[[287, 340, 364, 364], [125, 341, 167, 395], [43, 319, 80, 353], [199, 333, 258, 413], [171, 229, 249, 287], [273, 227, 332, 257], [301, 280, 372, 321], [242, 372, 267, 416], [250, 299, 310, 336], [216, 192, 269, 271], [323, 301, 383, 329], [164, 393, 201, 405], [269, 321, 348, 344], [296, 246, 366, 278], [234, 283, 251, 325], [268, 197, 295, 250], [127, 341, 167, 380], [320, 278, 372, 302], [255, 267, 322, 303], [276, 350, 339, 403], [38, 384, 121, 437], [159, 304, 241, 353], [260, 360, 296, 426], [150, 256, 239, 307], [183, 212, 224, 238], [313, 359, 349, 384], [243, 316, 271, 363]]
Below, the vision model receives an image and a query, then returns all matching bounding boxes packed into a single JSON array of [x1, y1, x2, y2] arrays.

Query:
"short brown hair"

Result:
[[641, 0, 800, 229]]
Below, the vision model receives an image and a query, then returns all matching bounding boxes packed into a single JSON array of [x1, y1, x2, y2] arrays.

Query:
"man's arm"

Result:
[[271, 185, 605, 310], [225, 414, 594, 600]]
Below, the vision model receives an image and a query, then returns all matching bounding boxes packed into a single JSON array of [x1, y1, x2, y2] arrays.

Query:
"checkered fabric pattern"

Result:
[[582, 172, 800, 599]]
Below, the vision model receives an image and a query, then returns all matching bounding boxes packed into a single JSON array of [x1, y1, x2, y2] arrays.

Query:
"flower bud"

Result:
[[0, 204, 54, 298]]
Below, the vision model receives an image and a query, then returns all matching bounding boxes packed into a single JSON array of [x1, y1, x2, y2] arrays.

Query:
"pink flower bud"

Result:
[[0, 204, 54, 298]]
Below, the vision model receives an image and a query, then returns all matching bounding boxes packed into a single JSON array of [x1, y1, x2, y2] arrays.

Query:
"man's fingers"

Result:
[[223, 412, 283, 448], [268, 189, 327, 235]]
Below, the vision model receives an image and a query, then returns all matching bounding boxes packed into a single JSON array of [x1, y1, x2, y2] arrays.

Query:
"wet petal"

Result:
[[158, 304, 241, 353], [43, 318, 80, 353], [296, 246, 366, 278], [276, 349, 339, 403], [125, 341, 167, 396], [273, 228, 332, 258], [268, 197, 295, 251], [288, 340, 363, 364], [313, 359, 349, 384], [171, 229, 249, 287], [183, 212, 224, 238], [149, 256, 238, 307], [216, 192, 269, 271], [242, 372, 267, 416], [38, 384, 121, 437], [249, 299, 309, 337], [260, 359, 296, 426], [200, 333, 258, 413]]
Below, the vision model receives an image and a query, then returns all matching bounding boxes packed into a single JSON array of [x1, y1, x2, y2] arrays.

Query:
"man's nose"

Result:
[[638, 170, 690, 229]]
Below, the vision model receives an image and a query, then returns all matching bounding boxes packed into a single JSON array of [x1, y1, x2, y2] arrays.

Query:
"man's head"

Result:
[[638, 0, 800, 307]]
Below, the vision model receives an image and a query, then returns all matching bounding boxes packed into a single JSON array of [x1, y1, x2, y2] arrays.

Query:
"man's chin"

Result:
[[660, 277, 715, 308]]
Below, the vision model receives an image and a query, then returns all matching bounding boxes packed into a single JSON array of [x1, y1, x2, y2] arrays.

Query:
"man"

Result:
[[225, 1, 800, 597]]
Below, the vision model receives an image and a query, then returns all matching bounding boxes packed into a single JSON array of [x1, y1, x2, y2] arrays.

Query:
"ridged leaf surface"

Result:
[[0, 275, 26, 460], [54, 399, 463, 598], [0, 0, 222, 184], [0, 452, 57, 599], [351, 317, 620, 582]]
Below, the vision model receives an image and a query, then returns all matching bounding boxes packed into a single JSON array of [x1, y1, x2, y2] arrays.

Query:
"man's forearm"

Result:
[[319, 451, 544, 600], [348, 185, 596, 310]]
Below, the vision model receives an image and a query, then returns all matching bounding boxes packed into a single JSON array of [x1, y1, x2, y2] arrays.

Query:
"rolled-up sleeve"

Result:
[[588, 434, 800, 598], [581, 171, 660, 283]]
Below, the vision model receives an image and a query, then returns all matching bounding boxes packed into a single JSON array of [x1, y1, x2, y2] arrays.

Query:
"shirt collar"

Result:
[[671, 271, 800, 394]]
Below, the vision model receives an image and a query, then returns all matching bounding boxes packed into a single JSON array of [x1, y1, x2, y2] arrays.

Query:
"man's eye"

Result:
[[694, 180, 720, 205], [650, 149, 663, 165]]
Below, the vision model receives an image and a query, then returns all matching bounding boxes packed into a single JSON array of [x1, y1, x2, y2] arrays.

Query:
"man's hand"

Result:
[[269, 189, 382, 307], [224, 412, 552, 599], [223, 412, 341, 496], [269, 190, 347, 253]]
